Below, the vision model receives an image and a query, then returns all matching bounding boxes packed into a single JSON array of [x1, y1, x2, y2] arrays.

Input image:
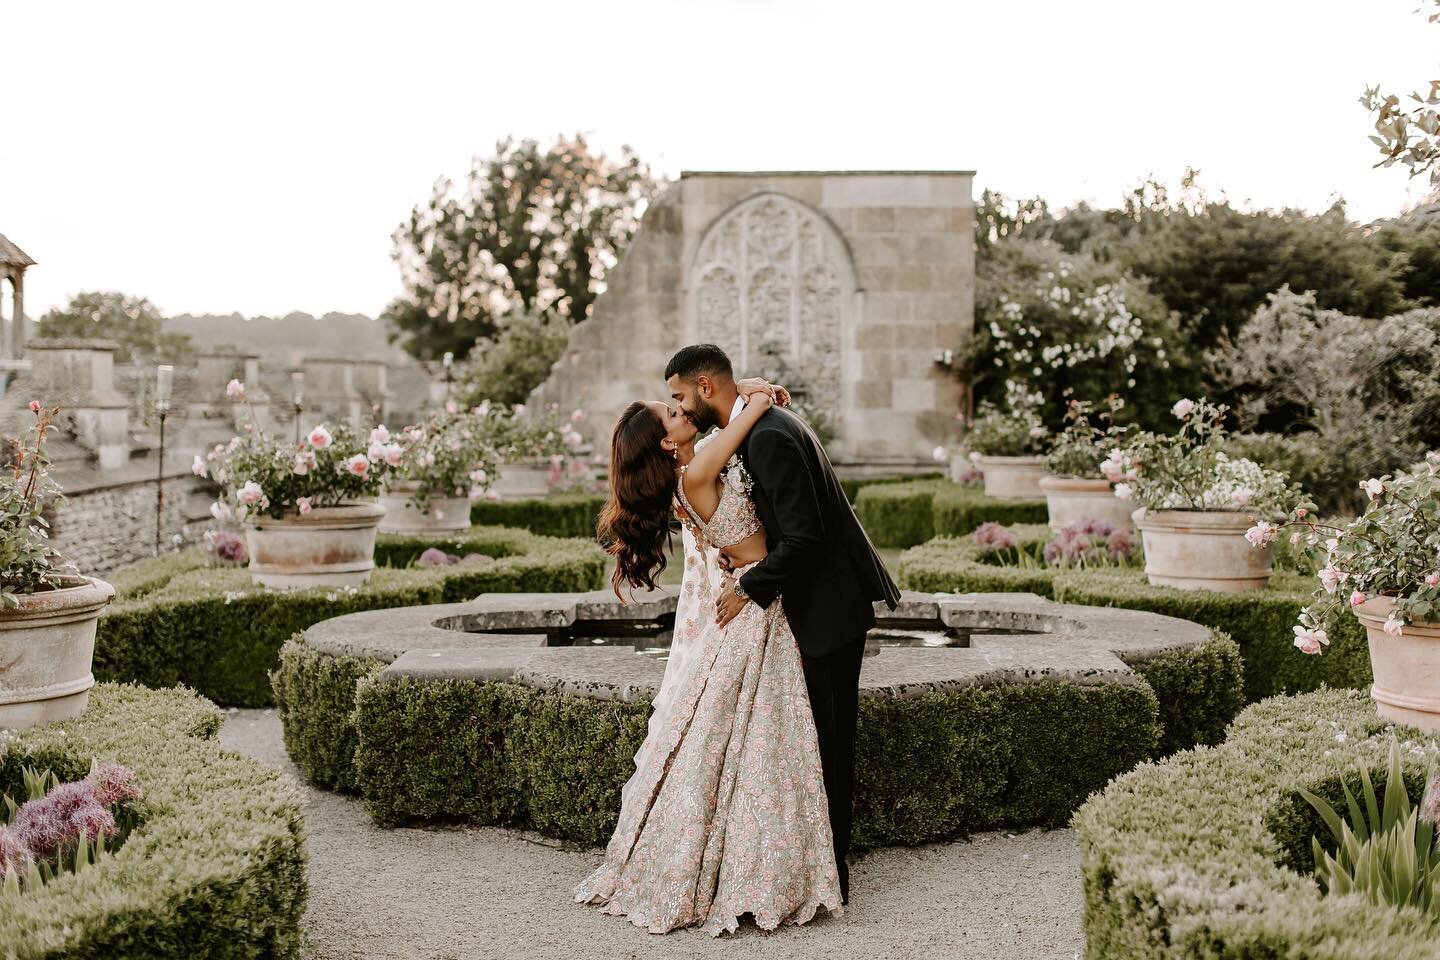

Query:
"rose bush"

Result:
[[965, 383, 1049, 457], [1105, 398, 1295, 514], [1044, 396, 1131, 479], [1248, 452, 1440, 654]]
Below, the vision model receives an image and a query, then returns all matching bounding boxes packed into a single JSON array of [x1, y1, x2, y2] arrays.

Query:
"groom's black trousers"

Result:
[[800, 632, 866, 899]]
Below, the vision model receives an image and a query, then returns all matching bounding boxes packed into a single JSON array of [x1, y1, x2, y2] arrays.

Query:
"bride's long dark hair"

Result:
[[597, 401, 675, 598]]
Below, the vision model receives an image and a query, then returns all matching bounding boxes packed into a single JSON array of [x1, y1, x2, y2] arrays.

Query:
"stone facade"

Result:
[[530, 171, 975, 465], [46, 470, 213, 577]]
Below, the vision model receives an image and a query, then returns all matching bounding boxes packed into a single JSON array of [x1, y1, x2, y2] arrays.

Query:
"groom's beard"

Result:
[[689, 399, 721, 432]]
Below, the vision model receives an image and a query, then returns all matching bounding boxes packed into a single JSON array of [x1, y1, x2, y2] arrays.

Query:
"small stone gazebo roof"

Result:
[[0, 234, 35, 268]]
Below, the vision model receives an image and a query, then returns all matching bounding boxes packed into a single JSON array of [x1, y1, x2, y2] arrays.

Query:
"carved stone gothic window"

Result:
[[688, 194, 854, 421]]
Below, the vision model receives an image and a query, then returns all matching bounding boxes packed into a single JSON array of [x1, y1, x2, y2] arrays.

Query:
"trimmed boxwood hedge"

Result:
[[274, 626, 1242, 849], [0, 683, 306, 958], [468, 493, 607, 539], [95, 526, 607, 708], [898, 532, 1372, 702], [854, 480, 1048, 548], [1076, 688, 1440, 959]]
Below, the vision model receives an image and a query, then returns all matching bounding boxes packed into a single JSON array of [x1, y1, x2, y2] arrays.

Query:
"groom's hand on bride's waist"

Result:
[[715, 576, 749, 628]]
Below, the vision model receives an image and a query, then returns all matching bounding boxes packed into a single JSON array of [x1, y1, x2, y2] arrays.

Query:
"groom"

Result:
[[664, 344, 900, 903]]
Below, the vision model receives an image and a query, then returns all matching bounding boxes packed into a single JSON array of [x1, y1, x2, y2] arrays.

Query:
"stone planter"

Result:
[[1353, 596, 1440, 732], [379, 481, 472, 535], [0, 577, 115, 730], [1039, 475, 1133, 531], [490, 461, 550, 500], [1135, 509, 1272, 592], [246, 500, 386, 589], [974, 455, 1047, 500]]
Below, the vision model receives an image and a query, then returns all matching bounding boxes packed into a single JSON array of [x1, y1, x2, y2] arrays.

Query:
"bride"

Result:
[[575, 378, 843, 936]]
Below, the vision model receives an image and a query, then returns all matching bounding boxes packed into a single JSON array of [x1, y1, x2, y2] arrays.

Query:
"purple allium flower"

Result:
[[0, 824, 32, 877], [972, 522, 1018, 553], [66, 800, 117, 843], [957, 465, 984, 487], [88, 762, 141, 806], [1422, 773, 1440, 827], [1076, 517, 1115, 537], [213, 530, 248, 565], [1107, 527, 1136, 561], [1045, 522, 1108, 566], [12, 780, 96, 857], [417, 547, 458, 567]]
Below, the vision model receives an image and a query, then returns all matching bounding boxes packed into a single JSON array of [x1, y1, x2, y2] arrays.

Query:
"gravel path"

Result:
[[221, 708, 1086, 960]]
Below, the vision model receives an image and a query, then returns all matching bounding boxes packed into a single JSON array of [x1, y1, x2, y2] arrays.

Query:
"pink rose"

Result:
[[27, 400, 40, 413], [238, 480, 265, 505], [1383, 614, 1405, 637], [368, 441, 388, 461], [1171, 398, 1195, 418], [1427, 573, 1439, 587], [384, 444, 404, 467], [346, 454, 370, 477], [369, 425, 390, 445], [571, 409, 585, 423], [1360, 478, 1385, 500], [297, 497, 312, 515], [1292, 625, 1328, 655], [1245, 522, 1278, 547], [191, 455, 207, 478], [1318, 566, 1344, 594], [470, 468, 487, 484], [308, 425, 332, 449], [1350, 590, 1366, 607], [225, 379, 245, 399]]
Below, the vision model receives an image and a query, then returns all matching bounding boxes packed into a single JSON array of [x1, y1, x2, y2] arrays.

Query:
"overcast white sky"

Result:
[[3, 0, 1436, 320]]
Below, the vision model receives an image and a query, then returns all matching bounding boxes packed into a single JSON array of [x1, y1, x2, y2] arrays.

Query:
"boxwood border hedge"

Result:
[[465, 474, 943, 541], [854, 480, 1049, 548], [0, 684, 306, 959], [273, 613, 1243, 849], [898, 528, 1372, 702], [1076, 688, 1440, 959], [95, 527, 607, 708]]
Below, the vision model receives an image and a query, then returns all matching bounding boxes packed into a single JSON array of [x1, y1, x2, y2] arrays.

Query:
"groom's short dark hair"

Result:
[[665, 344, 733, 382]]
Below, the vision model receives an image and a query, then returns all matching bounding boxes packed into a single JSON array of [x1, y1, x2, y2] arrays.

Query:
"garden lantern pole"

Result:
[[291, 370, 305, 445], [154, 364, 173, 556]]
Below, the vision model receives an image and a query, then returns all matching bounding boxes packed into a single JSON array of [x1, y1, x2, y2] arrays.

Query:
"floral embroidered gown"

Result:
[[575, 459, 844, 936]]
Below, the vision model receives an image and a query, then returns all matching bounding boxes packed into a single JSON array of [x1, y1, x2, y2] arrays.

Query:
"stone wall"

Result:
[[46, 471, 213, 577], [530, 170, 975, 466]]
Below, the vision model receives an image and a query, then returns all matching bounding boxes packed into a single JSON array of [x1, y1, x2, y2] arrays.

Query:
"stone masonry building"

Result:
[[530, 170, 975, 467]]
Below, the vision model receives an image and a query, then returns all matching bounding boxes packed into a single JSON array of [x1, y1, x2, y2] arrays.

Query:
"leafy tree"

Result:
[[36, 291, 192, 365], [455, 312, 571, 407], [383, 135, 659, 362], [1370, 206, 1440, 307], [1362, 0, 1440, 187]]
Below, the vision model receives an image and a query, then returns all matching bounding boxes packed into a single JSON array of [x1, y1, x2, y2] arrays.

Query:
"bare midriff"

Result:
[[720, 530, 768, 569]]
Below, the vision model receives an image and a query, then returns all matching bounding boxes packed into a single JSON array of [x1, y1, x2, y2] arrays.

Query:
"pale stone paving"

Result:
[[220, 708, 1086, 960]]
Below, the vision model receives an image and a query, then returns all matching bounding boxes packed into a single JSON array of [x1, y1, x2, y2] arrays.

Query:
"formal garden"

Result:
[[7, 22, 1440, 955]]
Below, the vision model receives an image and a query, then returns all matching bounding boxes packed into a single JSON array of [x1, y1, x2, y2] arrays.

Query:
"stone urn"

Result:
[[974, 455, 1047, 500], [378, 481, 472, 535], [1134, 510, 1272, 592], [1353, 596, 1440, 732], [246, 500, 386, 589], [0, 577, 115, 731], [1040, 476, 1134, 531]]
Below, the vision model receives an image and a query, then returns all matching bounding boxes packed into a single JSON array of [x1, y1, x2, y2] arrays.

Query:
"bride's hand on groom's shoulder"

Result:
[[735, 378, 789, 406]]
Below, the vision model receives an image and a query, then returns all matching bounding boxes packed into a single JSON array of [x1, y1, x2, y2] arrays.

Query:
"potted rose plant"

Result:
[[486, 402, 591, 499], [1040, 397, 1134, 531], [1250, 453, 1440, 730], [0, 403, 115, 730], [377, 405, 498, 534], [202, 394, 391, 588], [964, 386, 1049, 500], [1116, 398, 1293, 592]]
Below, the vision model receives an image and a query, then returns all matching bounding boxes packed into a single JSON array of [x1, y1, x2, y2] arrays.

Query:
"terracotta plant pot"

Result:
[[1353, 596, 1440, 732], [246, 500, 386, 589], [379, 481, 472, 535], [1135, 509, 1272, 592], [1039, 475, 1133, 531], [0, 577, 115, 730], [974, 455, 1047, 500]]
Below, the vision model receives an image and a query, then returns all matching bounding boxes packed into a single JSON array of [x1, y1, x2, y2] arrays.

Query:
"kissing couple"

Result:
[[576, 343, 900, 936]]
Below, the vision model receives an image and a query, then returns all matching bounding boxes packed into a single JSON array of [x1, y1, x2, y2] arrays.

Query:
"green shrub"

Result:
[[838, 472, 943, 504], [96, 527, 607, 707], [278, 628, 1242, 847], [468, 493, 606, 539], [855, 481, 1047, 548], [898, 537, 1372, 701], [0, 684, 306, 958], [1075, 689, 1440, 959]]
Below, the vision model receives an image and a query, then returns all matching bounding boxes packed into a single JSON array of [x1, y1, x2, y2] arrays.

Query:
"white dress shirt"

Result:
[[729, 396, 746, 427]]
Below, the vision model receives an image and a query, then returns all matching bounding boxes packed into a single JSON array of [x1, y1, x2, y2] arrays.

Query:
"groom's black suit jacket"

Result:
[[736, 406, 901, 658]]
